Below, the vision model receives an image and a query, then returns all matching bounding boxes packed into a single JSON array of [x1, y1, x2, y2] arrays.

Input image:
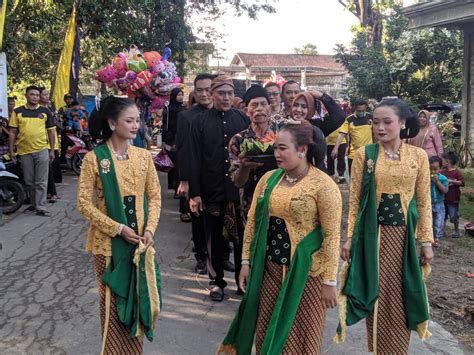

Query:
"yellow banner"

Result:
[[0, 1, 7, 49], [52, 3, 76, 109]]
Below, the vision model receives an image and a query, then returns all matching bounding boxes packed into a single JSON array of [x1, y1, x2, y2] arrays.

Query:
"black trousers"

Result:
[[47, 152, 60, 196], [179, 196, 188, 214], [203, 202, 243, 290], [52, 150, 62, 183], [167, 149, 178, 191], [191, 212, 207, 262], [326, 143, 347, 177]]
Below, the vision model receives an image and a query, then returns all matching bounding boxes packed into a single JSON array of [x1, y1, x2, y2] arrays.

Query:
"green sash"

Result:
[[219, 168, 324, 354], [338, 144, 429, 335], [95, 144, 161, 341]]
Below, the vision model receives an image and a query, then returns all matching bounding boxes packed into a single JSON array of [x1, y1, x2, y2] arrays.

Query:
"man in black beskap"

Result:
[[189, 75, 250, 302], [176, 73, 214, 275]]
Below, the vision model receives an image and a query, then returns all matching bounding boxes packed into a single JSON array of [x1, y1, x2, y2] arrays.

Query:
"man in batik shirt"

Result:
[[229, 85, 276, 225]]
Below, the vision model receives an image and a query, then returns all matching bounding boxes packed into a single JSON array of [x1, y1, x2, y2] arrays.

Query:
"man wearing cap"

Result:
[[229, 85, 275, 225], [189, 75, 250, 301]]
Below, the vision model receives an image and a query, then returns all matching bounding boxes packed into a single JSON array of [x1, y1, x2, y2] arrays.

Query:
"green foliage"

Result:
[[4, 0, 274, 97], [293, 43, 318, 55], [460, 168, 474, 221], [335, 31, 392, 100], [335, 5, 463, 103]]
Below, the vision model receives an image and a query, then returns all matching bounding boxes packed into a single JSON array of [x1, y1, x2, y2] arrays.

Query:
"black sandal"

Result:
[[210, 286, 224, 302], [180, 213, 192, 223]]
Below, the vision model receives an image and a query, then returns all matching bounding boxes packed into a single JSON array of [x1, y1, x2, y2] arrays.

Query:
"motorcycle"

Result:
[[62, 132, 94, 175], [0, 160, 26, 214]]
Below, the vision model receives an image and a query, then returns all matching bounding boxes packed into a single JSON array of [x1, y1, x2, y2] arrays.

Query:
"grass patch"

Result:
[[459, 168, 474, 222]]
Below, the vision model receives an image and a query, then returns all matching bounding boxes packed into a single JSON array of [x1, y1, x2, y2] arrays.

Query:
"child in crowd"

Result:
[[441, 152, 465, 238], [429, 156, 449, 248]]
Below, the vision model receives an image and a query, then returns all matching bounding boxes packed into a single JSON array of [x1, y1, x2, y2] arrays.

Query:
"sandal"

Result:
[[180, 213, 192, 223], [210, 286, 224, 302]]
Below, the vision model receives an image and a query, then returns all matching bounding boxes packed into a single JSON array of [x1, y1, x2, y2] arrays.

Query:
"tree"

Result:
[[338, 0, 398, 47], [4, 0, 274, 100], [293, 43, 318, 55], [335, 4, 463, 103]]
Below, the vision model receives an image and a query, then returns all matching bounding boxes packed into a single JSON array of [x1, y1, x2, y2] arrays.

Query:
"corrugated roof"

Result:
[[231, 53, 345, 70]]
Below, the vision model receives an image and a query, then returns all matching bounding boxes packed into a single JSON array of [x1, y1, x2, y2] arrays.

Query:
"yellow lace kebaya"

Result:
[[77, 143, 161, 256], [242, 165, 342, 282], [347, 142, 433, 244]]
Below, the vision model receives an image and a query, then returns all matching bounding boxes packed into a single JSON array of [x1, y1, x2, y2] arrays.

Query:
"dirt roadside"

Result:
[[427, 230, 474, 352]]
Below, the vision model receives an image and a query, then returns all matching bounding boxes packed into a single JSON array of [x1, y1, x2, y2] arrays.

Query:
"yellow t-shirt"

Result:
[[9, 105, 56, 155], [326, 123, 347, 146], [339, 114, 373, 159]]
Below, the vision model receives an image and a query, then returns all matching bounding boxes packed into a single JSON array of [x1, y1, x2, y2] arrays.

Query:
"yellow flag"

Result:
[[0, 1, 7, 49], [52, 3, 76, 109]]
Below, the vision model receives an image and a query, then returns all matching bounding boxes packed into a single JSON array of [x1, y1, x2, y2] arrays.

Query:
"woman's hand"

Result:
[[309, 90, 324, 99], [419, 246, 434, 265], [142, 230, 154, 248], [120, 226, 142, 245], [239, 264, 250, 291], [321, 284, 337, 308], [341, 239, 352, 263]]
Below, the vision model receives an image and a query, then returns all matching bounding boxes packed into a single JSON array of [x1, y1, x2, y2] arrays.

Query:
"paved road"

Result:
[[0, 172, 468, 354]]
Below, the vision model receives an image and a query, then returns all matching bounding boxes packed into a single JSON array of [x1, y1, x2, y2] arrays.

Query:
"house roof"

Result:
[[402, 0, 474, 29], [230, 53, 345, 71]]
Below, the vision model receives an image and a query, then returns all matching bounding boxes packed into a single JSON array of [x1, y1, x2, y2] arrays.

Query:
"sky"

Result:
[[191, 0, 418, 66]]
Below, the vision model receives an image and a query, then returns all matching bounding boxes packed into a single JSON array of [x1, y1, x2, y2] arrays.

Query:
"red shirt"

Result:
[[441, 169, 465, 204]]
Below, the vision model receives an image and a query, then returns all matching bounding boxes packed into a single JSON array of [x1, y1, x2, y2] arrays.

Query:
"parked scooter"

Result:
[[62, 131, 94, 175], [0, 160, 26, 214]]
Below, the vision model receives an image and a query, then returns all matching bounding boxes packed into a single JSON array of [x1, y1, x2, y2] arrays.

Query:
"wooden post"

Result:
[[245, 66, 251, 89], [300, 68, 306, 90], [461, 25, 474, 165]]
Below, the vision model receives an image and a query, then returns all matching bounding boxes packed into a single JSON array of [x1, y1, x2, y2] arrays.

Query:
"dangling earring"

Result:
[[401, 123, 406, 130], [298, 152, 305, 159]]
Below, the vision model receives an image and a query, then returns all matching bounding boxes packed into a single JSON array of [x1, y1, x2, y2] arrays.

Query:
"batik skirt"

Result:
[[93, 254, 143, 355], [255, 260, 326, 355], [366, 224, 411, 354]]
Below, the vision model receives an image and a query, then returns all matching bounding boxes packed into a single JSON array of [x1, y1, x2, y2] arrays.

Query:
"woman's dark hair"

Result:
[[375, 98, 420, 139], [88, 96, 137, 141], [442, 151, 458, 166], [314, 98, 322, 117], [279, 120, 318, 165], [188, 91, 196, 106]]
